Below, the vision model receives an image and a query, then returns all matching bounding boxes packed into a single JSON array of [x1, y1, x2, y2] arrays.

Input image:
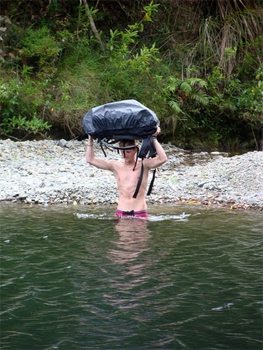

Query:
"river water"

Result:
[[0, 204, 262, 350]]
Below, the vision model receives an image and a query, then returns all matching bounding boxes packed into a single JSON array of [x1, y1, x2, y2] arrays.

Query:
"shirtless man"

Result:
[[85, 127, 167, 218]]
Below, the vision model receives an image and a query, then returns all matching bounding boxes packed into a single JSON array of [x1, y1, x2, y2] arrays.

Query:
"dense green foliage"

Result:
[[0, 0, 262, 150]]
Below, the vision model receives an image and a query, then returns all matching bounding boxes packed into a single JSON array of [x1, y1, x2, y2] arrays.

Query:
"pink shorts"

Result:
[[115, 209, 149, 218]]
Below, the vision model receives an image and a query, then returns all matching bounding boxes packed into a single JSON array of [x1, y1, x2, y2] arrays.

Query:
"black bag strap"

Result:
[[99, 138, 139, 158], [100, 138, 138, 151], [133, 163, 144, 198], [147, 169, 156, 196], [132, 163, 157, 198]]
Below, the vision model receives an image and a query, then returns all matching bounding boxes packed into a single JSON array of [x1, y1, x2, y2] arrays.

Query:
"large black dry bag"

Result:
[[82, 99, 159, 140]]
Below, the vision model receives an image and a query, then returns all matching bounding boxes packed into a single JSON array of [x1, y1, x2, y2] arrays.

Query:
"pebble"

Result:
[[0, 139, 262, 211]]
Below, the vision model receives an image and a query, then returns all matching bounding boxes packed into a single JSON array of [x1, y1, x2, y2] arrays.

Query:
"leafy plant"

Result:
[[19, 26, 61, 78], [104, 4, 163, 104], [0, 79, 51, 137], [165, 77, 209, 133], [142, 1, 160, 22]]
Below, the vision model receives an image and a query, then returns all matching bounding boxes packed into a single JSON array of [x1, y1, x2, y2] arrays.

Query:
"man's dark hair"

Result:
[[119, 139, 136, 147]]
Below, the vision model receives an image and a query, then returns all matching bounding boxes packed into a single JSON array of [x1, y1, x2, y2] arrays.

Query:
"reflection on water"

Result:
[[0, 204, 262, 350], [105, 219, 151, 314], [110, 219, 150, 264]]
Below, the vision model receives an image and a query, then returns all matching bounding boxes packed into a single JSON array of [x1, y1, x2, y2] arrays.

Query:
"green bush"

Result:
[[0, 78, 51, 136], [19, 26, 61, 79]]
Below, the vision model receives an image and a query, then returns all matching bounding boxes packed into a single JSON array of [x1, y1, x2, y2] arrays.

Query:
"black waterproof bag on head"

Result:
[[82, 99, 159, 140]]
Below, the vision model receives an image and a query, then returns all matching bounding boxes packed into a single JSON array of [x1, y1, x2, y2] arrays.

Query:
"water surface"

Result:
[[0, 204, 262, 349]]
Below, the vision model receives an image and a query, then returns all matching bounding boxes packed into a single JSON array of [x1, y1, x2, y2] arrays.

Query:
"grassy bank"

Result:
[[0, 0, 262, 151]]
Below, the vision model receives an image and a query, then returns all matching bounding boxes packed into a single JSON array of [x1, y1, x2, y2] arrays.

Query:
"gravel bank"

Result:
[[0, 139, 262, 211]]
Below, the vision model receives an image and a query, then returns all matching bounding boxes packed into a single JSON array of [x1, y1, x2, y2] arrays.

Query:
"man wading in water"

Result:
[[85, 127, 167, 218]]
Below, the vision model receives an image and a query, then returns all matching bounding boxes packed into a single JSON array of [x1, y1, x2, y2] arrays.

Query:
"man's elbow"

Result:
[[86, 156, 94, 165], [155, 155, 167, 167], [160, 154, 168, 165]]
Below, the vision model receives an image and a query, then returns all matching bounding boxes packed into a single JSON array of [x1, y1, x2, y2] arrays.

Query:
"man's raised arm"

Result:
[[144, 127, 168, 169], [154, 138, 167, 163], [85, 136, 114, 171]]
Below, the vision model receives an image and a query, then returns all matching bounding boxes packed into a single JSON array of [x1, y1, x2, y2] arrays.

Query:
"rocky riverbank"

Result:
[[0, 139, 262, 211]]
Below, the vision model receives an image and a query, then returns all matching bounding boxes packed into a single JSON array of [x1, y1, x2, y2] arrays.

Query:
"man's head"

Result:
[[119, 139, 136, 147], [119, 140, 138, 159]]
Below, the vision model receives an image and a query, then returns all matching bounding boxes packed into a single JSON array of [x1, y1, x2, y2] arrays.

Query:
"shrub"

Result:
[[19, 26, 61, 79], [0, 78, 51, 137]]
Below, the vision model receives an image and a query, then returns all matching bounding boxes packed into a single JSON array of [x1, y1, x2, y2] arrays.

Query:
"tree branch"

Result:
[[82, 0, 105, 53]]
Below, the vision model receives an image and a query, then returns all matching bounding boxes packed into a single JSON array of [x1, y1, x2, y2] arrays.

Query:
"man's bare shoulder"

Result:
[[89, 157, 121, 171], [111, 159, 125, 170], [105, 158, 124, 172]]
